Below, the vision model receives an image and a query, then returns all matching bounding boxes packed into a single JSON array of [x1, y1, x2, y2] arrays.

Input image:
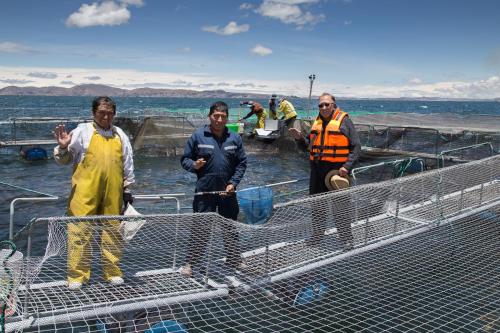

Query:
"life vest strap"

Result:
[[310, 152, 350, 158], [311, 145, 350, 150]]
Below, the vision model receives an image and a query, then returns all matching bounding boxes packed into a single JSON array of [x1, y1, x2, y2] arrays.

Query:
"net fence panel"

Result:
[[352, 158, 426, 186], [0, 118, 87, 148], [491, 133, 500, 152], [357, 124, 499, 159], [439, 143, 496, 168], [4, 155, 500, 332], [387, 127, 439, 154], [132, 115, 199, 156]]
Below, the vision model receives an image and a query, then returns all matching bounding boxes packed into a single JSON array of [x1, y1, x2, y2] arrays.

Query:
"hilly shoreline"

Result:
[[0, 84, 270, 99], [1, 84, 499, 101]]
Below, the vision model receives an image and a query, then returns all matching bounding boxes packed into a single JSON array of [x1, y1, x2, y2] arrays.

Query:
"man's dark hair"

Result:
[[92, 96, 116, 114], [209, 101, 229, 116]]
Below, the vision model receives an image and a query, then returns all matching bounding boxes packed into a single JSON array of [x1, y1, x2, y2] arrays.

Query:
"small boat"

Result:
[[254, 119, 283, 142]]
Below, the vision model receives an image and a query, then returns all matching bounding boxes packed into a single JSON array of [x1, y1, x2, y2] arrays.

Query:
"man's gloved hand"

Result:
[[123, 188, 133, 206]]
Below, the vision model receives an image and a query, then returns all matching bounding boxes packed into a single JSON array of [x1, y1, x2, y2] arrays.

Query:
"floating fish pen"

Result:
[[1, 113, 499, 161], [2, 155, 499, 332]]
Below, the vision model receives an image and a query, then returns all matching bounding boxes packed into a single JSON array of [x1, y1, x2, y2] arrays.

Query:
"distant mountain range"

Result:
[[1, 84, 499, 101], [0, 84, 270, 98]]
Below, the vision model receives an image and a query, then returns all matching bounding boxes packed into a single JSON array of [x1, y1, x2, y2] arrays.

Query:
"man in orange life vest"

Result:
[[289, 92, 360, 249]]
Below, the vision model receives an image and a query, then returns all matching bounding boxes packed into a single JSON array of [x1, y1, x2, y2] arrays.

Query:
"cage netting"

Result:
[[3, 155, 500, 332]]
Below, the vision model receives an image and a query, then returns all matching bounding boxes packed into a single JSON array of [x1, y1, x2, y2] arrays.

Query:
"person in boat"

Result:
[[268, 94, 278, 120], [53, 96, 135, 290], [180, 101, 247, 277], [277, 97, 298, 129], [289, 92, 360, 249], [238, 101, 268, 136]]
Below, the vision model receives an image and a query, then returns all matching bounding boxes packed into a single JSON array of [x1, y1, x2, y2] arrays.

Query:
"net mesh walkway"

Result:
[[3, 155, 500, 332]]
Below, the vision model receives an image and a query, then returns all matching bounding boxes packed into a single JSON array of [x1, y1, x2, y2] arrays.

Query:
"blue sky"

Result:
[[1, 0, 499, 98]]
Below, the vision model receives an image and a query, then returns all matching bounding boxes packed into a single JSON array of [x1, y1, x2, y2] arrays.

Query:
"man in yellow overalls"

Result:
[[278, 97, 298, 129], [53, 96, 135, 290], [239, 101, 268, 135]]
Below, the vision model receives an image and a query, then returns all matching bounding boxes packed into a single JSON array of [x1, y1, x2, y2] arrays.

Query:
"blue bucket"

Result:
[[22, 147, 48, 161], [145, 320, 188, 333], [237, 187, 273, 225], [293, 281, 329, 307]]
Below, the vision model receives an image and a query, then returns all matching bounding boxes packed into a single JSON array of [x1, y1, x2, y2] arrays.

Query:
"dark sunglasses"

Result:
[[318, 103, 333, 108]]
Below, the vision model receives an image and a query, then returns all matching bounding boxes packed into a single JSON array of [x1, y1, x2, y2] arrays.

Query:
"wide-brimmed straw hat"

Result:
[[324, 169, 350, 191]]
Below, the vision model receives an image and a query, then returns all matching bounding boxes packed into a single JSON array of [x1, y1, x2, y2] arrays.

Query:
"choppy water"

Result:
[[1, 96, 500, 120]]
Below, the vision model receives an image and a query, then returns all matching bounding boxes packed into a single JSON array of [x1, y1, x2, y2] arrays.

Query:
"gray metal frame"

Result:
[[437, 142, 495, 168], [351, 157, 425, 186]]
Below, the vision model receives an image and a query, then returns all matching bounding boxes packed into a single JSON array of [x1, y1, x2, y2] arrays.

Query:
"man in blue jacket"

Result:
[[180, 101, 247, 277]]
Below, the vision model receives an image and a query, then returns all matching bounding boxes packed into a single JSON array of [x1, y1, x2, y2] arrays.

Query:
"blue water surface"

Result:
[[1, 96, 499, 121]]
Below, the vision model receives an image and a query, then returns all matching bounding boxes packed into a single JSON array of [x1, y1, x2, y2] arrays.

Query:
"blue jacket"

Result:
[[181, 125, 247, 192]]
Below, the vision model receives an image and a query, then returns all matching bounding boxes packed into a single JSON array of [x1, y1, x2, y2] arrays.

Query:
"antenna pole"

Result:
[[308, 74, 316, 119]]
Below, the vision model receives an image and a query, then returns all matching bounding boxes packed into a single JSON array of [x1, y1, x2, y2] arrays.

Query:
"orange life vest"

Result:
[[309, 108, 350, 163]]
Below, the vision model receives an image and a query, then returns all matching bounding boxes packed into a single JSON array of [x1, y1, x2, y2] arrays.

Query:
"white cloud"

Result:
[[27, 72, 58, 79], [201, 21, 250, 35], [251, 44, 273, 56], [344, 20, 352, 25], [66, 1, 140, 28], [266, 0, 320, 4], [336, 76, 500, 99], [408, 78, 423, 84], [178, 47, 191, 53], [0, 79, 34, 85], [119, 0, 144, 7], [0, 42, 33, 53], [235, 82, 256, 87], [1, 66, 500, 99], [175, 4, 188, 11], [256, 0, 324, 27], [239, 3, 254, 10]]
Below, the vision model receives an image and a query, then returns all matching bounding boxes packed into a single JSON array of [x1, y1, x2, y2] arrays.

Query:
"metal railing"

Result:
[[5, 117, 91, 144], [436, 142, 495, 168], [133, 193, 184, 214], [1, 181, 59, 240], [351, 157, 425, 186]]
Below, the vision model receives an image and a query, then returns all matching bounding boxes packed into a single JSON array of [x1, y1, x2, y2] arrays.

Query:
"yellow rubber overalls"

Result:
[[278, 100, 297, 120], [67, 127, 124, 284], [254, 110, 268, 133]]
